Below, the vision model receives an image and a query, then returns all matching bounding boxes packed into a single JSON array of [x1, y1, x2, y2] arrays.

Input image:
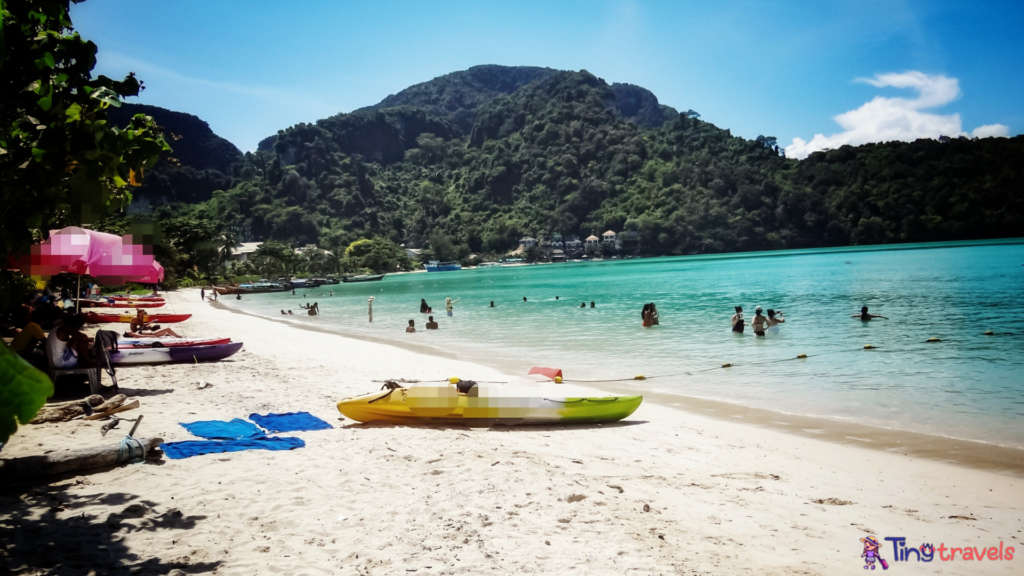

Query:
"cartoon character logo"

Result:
[[860, 536, 889, 570]]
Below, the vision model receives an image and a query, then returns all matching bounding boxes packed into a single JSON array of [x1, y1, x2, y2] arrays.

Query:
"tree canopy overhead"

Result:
[[0, 0, 170, 264]]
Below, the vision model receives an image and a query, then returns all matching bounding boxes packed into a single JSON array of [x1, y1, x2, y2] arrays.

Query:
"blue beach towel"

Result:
[[162, 437, 306, 460], [181, 418, 265, 440], [249, 412, 332, 433]]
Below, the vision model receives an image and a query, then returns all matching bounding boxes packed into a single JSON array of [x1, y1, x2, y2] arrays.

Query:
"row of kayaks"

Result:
[[84, 312, 191, 324], [81, 296, 243, 365]]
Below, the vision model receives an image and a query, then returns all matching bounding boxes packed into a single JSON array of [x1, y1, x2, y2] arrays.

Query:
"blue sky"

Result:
[[72, 0, 1023, 154]]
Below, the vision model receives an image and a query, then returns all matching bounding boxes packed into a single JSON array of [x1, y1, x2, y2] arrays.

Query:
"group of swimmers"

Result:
[[280, 302, 320, 316], [731, 306, 785, 336], [728, 305, 887, 336]]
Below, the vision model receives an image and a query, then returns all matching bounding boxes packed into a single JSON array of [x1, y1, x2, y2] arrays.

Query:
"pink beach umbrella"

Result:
[[18, 226, 159, 311], [129, 260, 165, 284]]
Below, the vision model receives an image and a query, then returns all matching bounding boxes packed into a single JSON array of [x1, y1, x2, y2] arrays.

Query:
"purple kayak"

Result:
[[169, 342, 243, 363], [112, 342, 244, 364]]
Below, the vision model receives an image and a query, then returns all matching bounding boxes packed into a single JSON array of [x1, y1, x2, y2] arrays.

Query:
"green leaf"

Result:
[[89, 86, 122, 107], [65, 103, 81, 121], [0, 341, 55, 445], [34, 51, 55, 69], [31, 147, 45, 161]]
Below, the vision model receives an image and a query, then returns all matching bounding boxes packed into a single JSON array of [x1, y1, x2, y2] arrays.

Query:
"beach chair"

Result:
[[46, 331, 120, 395], [48, 362, 102, 395]]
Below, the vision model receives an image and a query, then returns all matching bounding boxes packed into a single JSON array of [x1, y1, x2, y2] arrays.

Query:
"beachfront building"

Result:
[[551, 249, 567, 262], [519, 237, 538, 249], [405, 247, 422, 261], [552, 233, 564, 249], [294, 244, 333, 257], [602, 230, 617, 245], [585, 234, 600, 247], [564, 235, 583, 256], [231, 242, 262, 264], [619, 230, 640, 252]]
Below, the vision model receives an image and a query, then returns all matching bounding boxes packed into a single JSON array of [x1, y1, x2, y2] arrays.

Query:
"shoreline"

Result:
[[3, 289, 1022, 575], [217, 296, 1024, 477]]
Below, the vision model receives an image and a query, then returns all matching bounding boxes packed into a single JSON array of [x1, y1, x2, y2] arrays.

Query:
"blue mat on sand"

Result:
[[180, 418, 265, 440], [249, 412, 332, 433], [162, 437, 306, 460]]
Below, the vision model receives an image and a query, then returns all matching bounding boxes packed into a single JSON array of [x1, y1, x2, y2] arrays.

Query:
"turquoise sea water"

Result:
[[225, 240, 1024, 448]]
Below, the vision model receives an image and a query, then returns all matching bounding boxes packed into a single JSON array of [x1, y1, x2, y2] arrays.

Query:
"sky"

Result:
[[72, 0, 1024, 155]]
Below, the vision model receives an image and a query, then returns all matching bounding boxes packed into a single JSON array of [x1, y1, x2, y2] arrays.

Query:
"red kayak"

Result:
[[83, 312, 191, 324], [77, 300, 164, 309], [109, 296, 165, 302], [119, 337, 231, 349]]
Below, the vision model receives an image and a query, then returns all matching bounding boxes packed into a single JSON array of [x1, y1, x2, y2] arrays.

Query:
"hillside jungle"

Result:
[[104, 65, 1024, 285]]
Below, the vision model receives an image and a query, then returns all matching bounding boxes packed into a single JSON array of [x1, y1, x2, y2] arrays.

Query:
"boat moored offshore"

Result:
[[424, 260, 462, 272]]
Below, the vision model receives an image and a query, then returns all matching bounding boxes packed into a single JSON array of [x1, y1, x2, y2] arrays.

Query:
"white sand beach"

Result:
[[2, 289, 1022, 575]]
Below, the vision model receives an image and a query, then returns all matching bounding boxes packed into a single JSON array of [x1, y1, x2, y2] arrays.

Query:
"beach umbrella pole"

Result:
[[76, 275, 81, 313]]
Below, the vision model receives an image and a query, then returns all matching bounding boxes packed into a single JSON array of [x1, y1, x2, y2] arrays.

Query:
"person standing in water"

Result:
[[406, 319, 416, 333], [731, 306, 745, 333], [445, 297, 460, 317], [426, 316, 439, 329], [368, 296, 374, 323], [489, 301, 494, 308], [766, 309, 785, 332], [751, 306, 768, 336], [420, 299, 431, 313], [642, 305, 654, 327], [853, 306, 888, 321], [650, 303, 659, 325], [590, 301, 595, 308], [523, 297, 527, 302]]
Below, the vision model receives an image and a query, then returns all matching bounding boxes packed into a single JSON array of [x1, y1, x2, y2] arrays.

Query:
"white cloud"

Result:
[[786, 71, 1009, 159], [971, 124, 1009, 138]]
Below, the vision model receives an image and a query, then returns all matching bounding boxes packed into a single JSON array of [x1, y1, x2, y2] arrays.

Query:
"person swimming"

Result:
[[590, 301, 595, 308], [406, 319, 416, 333], [523, 297, 527, 302], [425, 316, 438, 330], [420, 299, 431, 313], [731, 306, 745, 333], [555, 296, 559, 300], [853, 306, 888, 321], [751, 306, 767, 336], [581, 302, 586, 308], [490, 301, 494, 307]]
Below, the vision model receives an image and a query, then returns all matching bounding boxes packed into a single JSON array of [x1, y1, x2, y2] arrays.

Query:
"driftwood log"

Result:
[[30, 394, 128, 424], [82, 399, 138, 421], [0, 437, 163, 482]]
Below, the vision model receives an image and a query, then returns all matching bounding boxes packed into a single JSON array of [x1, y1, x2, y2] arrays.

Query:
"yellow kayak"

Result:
[[337, 383, 642, 426]]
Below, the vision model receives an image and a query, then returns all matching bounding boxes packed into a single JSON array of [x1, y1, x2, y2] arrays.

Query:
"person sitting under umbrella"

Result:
[[46, 314, 94, 368]]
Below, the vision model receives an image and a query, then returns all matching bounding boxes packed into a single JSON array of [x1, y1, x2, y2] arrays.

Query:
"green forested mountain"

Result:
[[140, 65, 1023, 273], [107, 103, 243, 210]]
